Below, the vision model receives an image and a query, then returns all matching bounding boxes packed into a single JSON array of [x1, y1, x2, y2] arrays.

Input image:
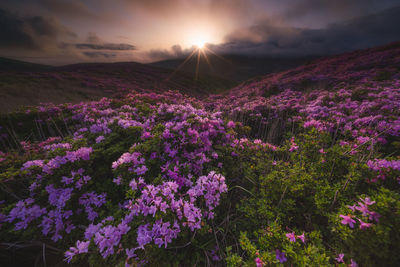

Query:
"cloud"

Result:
[[147, 45, 190, 60], [74, 32, 136, 51], [216, 5, 400, 56], [1, 0, 100, 21], [82, 51, 117, 58], [0, 8, 76, 50], [284, 0, 399, 22], [76, 43, 136, 50], [40, 0, 98, 20]]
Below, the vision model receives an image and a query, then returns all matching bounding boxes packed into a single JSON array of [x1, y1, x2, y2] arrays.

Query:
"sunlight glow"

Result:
[[189, 32, 211, 49]]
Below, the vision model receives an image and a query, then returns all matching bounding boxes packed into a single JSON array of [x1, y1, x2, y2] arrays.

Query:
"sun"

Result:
[[189, 32, 211, 49], [193, 38, 206, 49]]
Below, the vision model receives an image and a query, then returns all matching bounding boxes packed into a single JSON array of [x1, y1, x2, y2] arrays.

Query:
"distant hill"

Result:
[[150, 54, 319, 82], [0, 59, 234, 112], [0, 57, 51, 72]]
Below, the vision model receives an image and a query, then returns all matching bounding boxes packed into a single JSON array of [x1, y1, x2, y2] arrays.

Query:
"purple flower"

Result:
[[126, 248, 137, 259], [96, 136, 105, 143], [64, 240, 89, 263], [135, 165, 148, 175], [275, 249, 287, 263], [113, 176, 122, 185], [76, 240, 90, 253]]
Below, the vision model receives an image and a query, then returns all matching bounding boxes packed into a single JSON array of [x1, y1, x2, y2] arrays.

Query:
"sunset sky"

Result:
[[1, 0, 400, 65]]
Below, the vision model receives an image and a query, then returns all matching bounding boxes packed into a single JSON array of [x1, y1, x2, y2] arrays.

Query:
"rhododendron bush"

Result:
[[1, 43, 400, 266]]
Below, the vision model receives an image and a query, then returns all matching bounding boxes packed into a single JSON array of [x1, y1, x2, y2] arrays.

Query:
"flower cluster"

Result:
[[340, 197, 380, 230]]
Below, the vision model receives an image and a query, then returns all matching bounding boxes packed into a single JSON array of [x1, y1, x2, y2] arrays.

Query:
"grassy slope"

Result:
[[0, 59, 234, 113]]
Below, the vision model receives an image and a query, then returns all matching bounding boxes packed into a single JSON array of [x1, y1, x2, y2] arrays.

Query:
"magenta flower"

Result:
[[368, 211, 381, 222], [350, 259, 358, 267], [255, 257, 263, 267], [335, 253, 345, 263], [361, 197, 376, 206], [358, 219, 372, 230], [297, 232, 306, 243], [286, 232, 296, 242], [347, 204, 357, 212], [340, 214, 356, 228], [355, 203, 370, 217], [227, 120, 235, 128]]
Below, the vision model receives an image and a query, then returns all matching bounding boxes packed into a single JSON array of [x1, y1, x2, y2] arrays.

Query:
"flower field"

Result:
[[1, 42, 400, 266]]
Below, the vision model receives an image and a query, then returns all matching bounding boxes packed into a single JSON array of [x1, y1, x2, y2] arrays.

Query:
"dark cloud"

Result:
[[217, 6, 400, 56], [124, 0, 252, 19], [74, 32, 136, 51], [1, 0, 99, 20], [123, 0, 181, 14], [284, 0, 399, 22], [83, 51, 117, 58], [76, 43, 136, 50], [0, 8, 76, 50], [40, 0, 98, 20], [147, 45, 189, 60]]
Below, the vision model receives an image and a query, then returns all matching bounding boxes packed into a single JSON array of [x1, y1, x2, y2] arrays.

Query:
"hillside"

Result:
[[224, 42, 400, 98], [207, 42, 400, 142], [0, 42, 399, 267], [150, 54, 319, 82], [0, 59, 234, 112]]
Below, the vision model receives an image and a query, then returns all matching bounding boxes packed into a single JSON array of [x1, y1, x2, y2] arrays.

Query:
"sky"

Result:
[[0, 0, 400, 65]]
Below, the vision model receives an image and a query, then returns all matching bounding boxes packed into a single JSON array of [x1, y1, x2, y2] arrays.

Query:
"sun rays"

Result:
[[166, 44, 228, 82]]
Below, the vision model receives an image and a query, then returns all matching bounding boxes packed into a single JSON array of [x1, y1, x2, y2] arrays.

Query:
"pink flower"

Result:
[[335, 253, 344, 263], [347, 204, 357, 212], [286, 232, 296, 242], [340, 214, 356, 228], [297, 232, 306, 243], [227, 121, 235, 128], [350, 259, 358, 267], [361, 197, 376, 206], [255, 257, 263, 267], [358, 219, 372, 230]]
